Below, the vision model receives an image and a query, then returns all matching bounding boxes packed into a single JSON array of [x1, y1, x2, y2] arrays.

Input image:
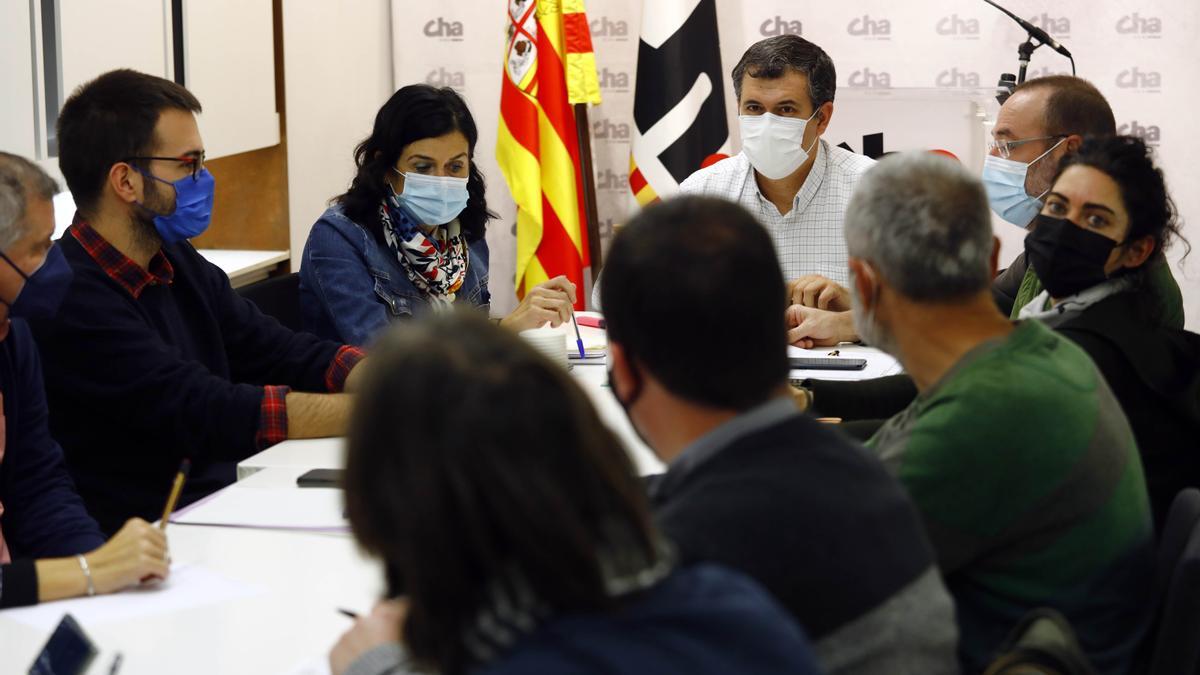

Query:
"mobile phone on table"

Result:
[[296, 468, 344, 488], [29, 614, 97, 675], [787, 357, 867, 371]]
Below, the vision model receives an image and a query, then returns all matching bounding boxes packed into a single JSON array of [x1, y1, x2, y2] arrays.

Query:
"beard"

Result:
[[850, 277, 897, 356], [132, 176, 172, 249]]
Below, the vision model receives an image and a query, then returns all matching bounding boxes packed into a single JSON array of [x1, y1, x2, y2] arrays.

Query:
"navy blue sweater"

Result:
[[30, 229, 343, 534], [0, 319, 105, 608]]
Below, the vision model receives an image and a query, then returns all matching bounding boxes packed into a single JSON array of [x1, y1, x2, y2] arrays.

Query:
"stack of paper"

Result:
[[171, 487, 348, 532]]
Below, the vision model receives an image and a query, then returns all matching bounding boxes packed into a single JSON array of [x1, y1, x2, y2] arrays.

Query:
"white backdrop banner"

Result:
[[392, 0, 1200, 328]]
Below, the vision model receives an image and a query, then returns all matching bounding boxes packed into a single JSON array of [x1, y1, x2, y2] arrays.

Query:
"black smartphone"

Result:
[[296, 468, 344, 488], [28, 614, 97, 675], [787, 357, 868, 371]]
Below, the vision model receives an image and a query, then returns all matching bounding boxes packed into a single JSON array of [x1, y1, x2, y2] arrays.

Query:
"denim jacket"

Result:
[[299, 204, 491, 346]]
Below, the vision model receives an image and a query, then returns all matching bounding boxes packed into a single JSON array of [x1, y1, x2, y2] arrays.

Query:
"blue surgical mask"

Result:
[[980, 138, 1064, 228], [0, 243, 74, 320], [391, 171, 469, 226], [138, 168, 216, 244]]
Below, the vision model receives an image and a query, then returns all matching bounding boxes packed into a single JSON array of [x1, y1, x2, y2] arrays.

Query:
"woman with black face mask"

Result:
[[1015, 134, 1200, 529]]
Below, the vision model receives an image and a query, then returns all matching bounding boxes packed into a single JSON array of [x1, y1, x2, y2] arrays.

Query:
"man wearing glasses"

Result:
[[29, 69, 366, 534], [785, 75, 1184, 348]]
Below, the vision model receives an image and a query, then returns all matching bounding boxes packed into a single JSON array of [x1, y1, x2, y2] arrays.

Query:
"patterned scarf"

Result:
[[379, 195, 469, 309]]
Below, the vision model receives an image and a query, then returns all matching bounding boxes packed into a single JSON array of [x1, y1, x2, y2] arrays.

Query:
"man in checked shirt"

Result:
[[679, 35, 875, 289]]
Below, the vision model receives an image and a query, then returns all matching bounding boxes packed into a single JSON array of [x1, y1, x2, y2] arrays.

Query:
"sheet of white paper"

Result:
[[0, 564, 261, 631], [787, 345, 903, 381], [172, 487, 347, 531]]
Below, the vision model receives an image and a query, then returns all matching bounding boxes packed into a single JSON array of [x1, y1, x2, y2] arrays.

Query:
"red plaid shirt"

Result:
[[71, 221, 366, 450]]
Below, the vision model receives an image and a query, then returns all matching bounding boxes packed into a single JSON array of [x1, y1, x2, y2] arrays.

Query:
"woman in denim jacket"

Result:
[[300, 85, 576, 346]]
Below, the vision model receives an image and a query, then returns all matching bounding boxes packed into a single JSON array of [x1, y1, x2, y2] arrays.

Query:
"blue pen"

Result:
[[570, 311, 586, 359]]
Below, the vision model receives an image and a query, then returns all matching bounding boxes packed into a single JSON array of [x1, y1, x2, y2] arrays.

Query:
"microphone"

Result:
[[981, 0, 1072, 58]]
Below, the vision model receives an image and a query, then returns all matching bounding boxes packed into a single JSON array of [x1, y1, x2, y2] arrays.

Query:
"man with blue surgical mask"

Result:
[[678, 35, 875, 287], [28, 70, 369, 534], [784, 75, 1185, 348]]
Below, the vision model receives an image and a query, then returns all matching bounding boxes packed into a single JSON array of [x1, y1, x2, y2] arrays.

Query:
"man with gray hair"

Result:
[[846, 152, 1154, 674], [0, 152, 169, 610]]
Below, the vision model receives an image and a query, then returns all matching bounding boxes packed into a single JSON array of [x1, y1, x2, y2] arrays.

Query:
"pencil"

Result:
[[159, 458, 191, 530]]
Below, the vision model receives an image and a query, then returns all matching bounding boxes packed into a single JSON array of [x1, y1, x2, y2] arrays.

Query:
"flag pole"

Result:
[[574, 103, 603, 280]]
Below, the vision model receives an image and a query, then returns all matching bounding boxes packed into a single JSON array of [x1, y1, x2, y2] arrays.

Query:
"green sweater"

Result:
[[868, 320, 1154, 674]]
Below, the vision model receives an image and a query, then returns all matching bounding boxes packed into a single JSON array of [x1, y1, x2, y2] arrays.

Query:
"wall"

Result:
[[281, 0, 396, 270]]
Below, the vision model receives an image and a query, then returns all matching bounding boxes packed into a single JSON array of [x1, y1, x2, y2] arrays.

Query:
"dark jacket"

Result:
[[299, 205, 491, 347], [346, 564, 824, 675], [29, 227, 344, 534], [1053, 291, 1200, 528], [0, 319, 105, 608], [649, 408, 958, 673]]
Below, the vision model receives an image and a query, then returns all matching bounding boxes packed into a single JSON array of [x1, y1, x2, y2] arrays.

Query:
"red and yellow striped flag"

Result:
[[497, 0, 601, 308]]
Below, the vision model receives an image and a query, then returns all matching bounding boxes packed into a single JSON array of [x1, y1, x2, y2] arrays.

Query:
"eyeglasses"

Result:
[[986, 135, 1066, 160], [122, 152, 207, 181]]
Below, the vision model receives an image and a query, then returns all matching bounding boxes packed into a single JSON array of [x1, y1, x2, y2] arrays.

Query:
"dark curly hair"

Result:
[[1054, 135, 1190, 265], [334, 85, 495, 243]]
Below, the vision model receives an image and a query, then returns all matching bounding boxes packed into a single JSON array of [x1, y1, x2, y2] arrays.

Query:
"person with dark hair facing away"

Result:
[[842, 152, 1153, 673], [0, 152, 168, 608], [786, 75, 1184, 347], [600, 195, 959, 675], [300, 84, 576, 347], [1013, 135, 1200, 529], [29, 69, 367, 534], [328, 313, 823, 675]]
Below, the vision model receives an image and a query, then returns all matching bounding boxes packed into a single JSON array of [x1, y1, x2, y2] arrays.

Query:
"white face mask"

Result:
[[738, 110, 820, 180]]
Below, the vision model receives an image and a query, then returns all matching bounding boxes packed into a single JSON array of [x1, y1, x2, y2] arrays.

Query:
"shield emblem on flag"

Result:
[[506, 0, 538, 87]]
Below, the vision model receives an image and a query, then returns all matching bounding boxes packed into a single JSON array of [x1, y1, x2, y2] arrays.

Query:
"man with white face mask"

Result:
[[678, 35, 874, 286]]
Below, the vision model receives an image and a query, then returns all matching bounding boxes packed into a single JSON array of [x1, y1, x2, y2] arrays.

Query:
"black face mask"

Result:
[[1024, 214, 1118, 298]]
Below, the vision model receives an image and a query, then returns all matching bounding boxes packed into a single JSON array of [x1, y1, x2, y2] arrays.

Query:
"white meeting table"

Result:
[[0, 322, 896, 673]]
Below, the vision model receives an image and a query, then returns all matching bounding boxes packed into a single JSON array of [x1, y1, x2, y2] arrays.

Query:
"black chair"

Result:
[[237, 272, 302, 332], [1146, 489, 1200, 675]]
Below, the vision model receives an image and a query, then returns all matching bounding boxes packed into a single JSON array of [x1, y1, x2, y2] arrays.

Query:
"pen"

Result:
[[107, 652, 123, 675], [569, 310, 586, 359], [338, 608, 360, 620], [159, 458, 191, 530]]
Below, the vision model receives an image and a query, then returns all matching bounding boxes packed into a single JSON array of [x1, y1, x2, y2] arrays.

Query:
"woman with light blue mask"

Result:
[[300, 85, 577, 346]]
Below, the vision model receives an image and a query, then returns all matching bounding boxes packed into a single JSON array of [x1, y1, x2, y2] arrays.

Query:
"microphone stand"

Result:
[[983, 0, 1075, 104]]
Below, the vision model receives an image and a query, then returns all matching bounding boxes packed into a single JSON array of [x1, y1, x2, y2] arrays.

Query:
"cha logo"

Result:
[[596, 168, 630, 191], [1115, 67, 1162, 91], [848, 15, 891, 38], [426, 67, 465, 89], [423, 17, 464, 40], [760, 16, 803, 36], [1117, 120, 1161, 145], [590, 16, 629, 40], [598, 68, 630, 92], [847, 68, 891, 88], [592, 119, 631, 141], [936, 14, 979, 38], [1116, 13, 1162, 37], [936, 68, 980, 87]]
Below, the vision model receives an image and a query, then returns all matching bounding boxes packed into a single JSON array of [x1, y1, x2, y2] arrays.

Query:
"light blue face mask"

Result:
[[980, 137, 1065, 228], [390, 171, 469, 226]]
